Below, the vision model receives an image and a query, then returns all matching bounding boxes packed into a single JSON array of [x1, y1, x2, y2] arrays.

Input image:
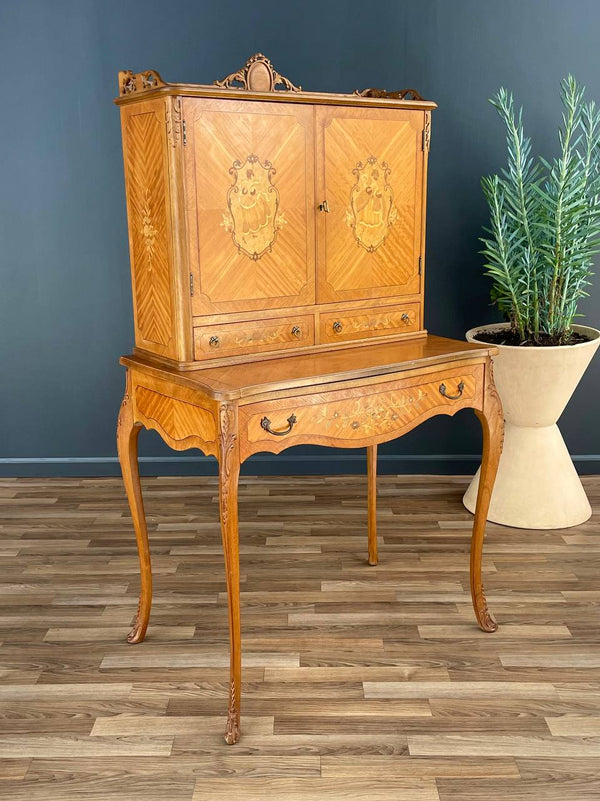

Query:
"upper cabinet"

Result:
[[183, 98, 316, 316], [116, 55, 435, 367], [315, 106, 426, 304]]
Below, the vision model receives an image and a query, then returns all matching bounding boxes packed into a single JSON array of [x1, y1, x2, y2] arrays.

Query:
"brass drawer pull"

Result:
[[260, 413, 297, 437], [401, 312, 410, 323], [332, 320, 344, 334], [318, 200, 330, 213], [291, 325, 303, 339], [209, 335, 221, 349], [439, 380, 465, 400]]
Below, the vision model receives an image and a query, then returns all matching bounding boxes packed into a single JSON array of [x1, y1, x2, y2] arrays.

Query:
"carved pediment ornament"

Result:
[[119, 69, 167, 96], [354, 87, 425, 101], [214, 53, 301, 93], [117, 59, 426, 102]]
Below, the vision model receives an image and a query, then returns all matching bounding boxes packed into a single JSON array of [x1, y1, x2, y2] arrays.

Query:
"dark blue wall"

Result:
[[2, 0, 599, 476]]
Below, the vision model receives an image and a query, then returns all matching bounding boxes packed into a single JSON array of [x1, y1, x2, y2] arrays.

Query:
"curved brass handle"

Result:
[[291, 325, 303, 339], [260, 413, 297, 437], [318, 200, 330, 213], [332, 320, 343, 334], [209, 335, 221, 349], [439, 380, 465, 400]]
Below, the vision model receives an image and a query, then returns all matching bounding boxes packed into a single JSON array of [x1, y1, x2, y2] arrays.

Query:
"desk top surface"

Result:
[[122, 335, 495, 401]]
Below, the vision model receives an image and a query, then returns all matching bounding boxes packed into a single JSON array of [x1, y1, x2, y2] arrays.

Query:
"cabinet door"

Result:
[[316, 106, 425, 303], [184, 98, 315, 315]]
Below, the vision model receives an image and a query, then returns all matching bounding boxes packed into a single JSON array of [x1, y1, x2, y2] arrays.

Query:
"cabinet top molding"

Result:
[[116, 53, 436, 111]]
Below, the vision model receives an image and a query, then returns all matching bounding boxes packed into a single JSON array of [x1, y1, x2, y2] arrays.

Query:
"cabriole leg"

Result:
[[471, 367, 504, 632], [367, 444, 378, 566], [117, 371, 152, 644], [219, 404, 241, 745]]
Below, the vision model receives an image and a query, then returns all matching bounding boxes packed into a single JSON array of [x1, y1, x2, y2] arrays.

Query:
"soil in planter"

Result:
[[473, 329, 592, 347]]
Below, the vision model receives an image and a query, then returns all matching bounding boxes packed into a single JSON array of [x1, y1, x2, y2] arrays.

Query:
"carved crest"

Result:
[[214, 53, 300, 92], [221, 155, 286, 260], [346, 156, 397, 252], [354, 87, 425, 101], [119, 69, 166, 96]]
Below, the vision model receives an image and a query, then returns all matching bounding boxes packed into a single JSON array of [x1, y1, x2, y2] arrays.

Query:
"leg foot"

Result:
[[126, 600, 149, 644], [471, 363, 504, 633], [117, 371, 152, 645], [473, 585, 498, 633], [367, 444, 378, 566], [224, 681, 241, 745]]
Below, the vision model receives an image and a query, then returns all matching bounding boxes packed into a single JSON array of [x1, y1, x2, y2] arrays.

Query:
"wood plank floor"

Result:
[[0, 473, 599, 799]]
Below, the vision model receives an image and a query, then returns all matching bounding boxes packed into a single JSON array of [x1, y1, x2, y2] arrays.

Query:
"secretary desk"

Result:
[[115, 54, 503, 744]]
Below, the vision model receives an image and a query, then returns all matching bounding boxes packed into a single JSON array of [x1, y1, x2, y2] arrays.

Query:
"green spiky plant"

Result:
[[481, 76, 600, 344]]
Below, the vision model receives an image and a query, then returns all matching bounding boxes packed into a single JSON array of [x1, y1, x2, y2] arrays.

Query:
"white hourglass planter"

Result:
[[463, 323, 600, 529]]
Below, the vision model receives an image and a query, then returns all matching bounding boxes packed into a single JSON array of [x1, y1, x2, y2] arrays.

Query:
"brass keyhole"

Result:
[[318, 200, 330, 213]]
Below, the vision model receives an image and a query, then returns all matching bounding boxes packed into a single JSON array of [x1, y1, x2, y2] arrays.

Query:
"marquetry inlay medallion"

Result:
[[221, 154, 286, 261], [346, 156, 397, 252]]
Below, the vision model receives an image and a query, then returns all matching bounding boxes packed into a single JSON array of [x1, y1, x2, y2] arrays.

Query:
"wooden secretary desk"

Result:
[[115, 54, 503, 744]]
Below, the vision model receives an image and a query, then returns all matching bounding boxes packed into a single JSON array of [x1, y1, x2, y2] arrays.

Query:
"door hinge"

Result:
[[189, 272, 194, 296], [418, 255, 423, 275], [182, 120, 187, 145]]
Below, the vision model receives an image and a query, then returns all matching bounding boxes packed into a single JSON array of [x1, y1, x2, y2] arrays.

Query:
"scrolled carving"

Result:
[[127, 599, 145, 644], [218, 403, 238, 529], [165, 96, 182, 148], [117, 391, 131, 431], [354, 87, 425, 101], [423, 113, 431, 151], [486, 358, 505, 453], [224, 678, 241, 745], [119, 69, 167, 96], [214, 52, 301, 93], [473, 585, 498, 633]]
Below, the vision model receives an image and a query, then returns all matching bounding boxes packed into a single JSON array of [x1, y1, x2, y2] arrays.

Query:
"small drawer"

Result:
[[239, 363, 484, 458], [194, 315, 314, 359], [319, 303, 420, 344]]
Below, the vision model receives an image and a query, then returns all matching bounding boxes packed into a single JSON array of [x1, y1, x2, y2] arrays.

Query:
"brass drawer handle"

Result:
[[318, 200, 330, 213], [260, 413, 297, 437], [439, 380, 465, 400], [401, 312, 410, 323], [209, 335, 221, 349], [332, 320, 343, 334], [291, 325, 303, 339]]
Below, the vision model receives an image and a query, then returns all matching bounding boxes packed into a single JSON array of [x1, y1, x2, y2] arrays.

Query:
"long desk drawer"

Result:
[[239, 362, 484, 458]]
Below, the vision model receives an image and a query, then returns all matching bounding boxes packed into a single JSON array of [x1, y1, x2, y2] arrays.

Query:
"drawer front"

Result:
[[194, 315, 314, 359], [240, 363, 484, 457], [319, 303, 420, 344]]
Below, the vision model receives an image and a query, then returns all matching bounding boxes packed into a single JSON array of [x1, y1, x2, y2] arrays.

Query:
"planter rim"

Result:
[[466, 322, 600, 351]]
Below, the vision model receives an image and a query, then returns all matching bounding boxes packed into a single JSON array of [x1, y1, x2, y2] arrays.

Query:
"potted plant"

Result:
[[464, 76, 600, 529]]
